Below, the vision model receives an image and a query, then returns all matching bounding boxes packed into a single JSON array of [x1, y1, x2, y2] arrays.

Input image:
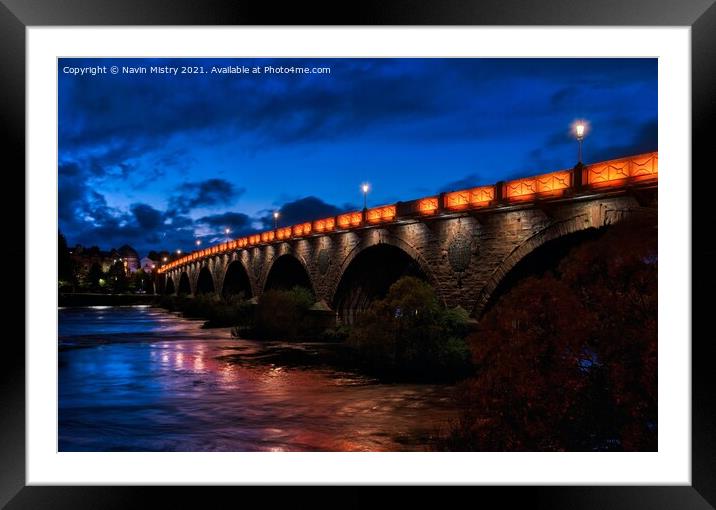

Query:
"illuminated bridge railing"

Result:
[[584, 151, 658, 188], [158, 151, 657, 273]]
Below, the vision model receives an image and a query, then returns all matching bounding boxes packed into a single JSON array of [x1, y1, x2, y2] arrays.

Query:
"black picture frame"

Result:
[[2, 0, 713, 506]]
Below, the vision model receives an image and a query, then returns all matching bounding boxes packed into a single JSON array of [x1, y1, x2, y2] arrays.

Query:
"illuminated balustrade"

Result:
[[249, 234, 261, 245], [276, 227, 292, 240], [366, 205, 396, 224], [261, 231, 275, 243], [292, 222, 312, 237], [417, 197, 439, 215], [585, 152, 658, 188], [337, 211, 362, 229], [504, 170, 572, 202], [444, 185, 495, 211], [313, 216, 336, 233]]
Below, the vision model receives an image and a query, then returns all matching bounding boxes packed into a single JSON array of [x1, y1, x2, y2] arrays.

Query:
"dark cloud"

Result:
[[197, 212, 252, 231], [131, 203, 163, 230], [260, 196, 349, 229], [588, 119, 657, 163], [439, 173, 487, 193], [168, 179, 244, 214]]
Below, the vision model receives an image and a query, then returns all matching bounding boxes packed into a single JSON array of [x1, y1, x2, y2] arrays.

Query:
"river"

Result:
[[58, 305, 460, 451]]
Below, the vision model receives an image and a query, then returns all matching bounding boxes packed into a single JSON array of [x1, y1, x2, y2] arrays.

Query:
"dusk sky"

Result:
[[58, 58, 657, 256]]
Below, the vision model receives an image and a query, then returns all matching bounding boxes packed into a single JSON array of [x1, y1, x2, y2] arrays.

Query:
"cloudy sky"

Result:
[[58, 58, 657, 257]]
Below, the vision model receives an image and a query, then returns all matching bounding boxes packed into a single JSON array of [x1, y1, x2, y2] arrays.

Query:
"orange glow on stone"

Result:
[[366, 205, 396, 223], [445, 185, 495, 210], [337, 212, 362, 229], [292, 222, 312, 237], [417, 197, 439, 214], [586, 152, 658, 188], [504, 170, 571, 201], [314, 216, 336, 233]]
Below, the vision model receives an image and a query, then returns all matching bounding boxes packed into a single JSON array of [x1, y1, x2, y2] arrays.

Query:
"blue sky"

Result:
[[58, 58, 657, 256]]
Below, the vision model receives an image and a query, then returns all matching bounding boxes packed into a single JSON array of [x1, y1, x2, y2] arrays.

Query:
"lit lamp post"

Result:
[[224, 228, 231, 241], [361, 183, 370, 210], [575, 121, 587, 164], [195, 239, 202, 247], [273, 211, 280, 229]]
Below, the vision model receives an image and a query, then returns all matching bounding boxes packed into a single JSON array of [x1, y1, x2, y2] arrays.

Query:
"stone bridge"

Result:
[[157, 152, 658, 320]]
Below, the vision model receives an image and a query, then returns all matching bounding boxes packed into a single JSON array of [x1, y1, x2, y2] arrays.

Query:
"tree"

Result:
[[58, 231, 77, 290], [346, 276, 471, 380], [254, 286, 315, 340], [442, 217, 657, 451], [107, 260, 129, 293], [86, 262, 105, 292], [131, 268, 149, 292]]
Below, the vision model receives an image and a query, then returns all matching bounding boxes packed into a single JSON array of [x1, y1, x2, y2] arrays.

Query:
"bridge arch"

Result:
[[177, 272, 192, 296], [221, 259, 253, 299], [264, 253, 313, 293], [196, 266, 215, 295], [472, 207, 656, 317], [331, 232, 439, 324]]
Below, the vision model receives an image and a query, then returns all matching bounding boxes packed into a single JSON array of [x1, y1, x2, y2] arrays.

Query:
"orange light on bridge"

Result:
[[366, 205, 396, 224], [292, 222, 312, 237], [313, 216, 336, 233], [276, 227, 292, 240], [337, 211, 362, 229], [261, 231, 276, 243], [249, 234, 261, 245], [504, 170, 572, 202], [417, 197, 439, 215], [445, 185, 495, 211], [585, 152, 658, 188]]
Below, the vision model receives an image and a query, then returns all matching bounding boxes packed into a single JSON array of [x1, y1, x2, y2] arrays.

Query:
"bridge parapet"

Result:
[[158, 151, 657, 274]]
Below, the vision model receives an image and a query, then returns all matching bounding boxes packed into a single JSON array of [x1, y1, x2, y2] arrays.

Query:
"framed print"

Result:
[[3, 0, 714, 506]]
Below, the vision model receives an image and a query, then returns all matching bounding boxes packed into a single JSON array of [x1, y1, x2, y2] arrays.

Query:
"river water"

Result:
[[58, 306, 460, 451]]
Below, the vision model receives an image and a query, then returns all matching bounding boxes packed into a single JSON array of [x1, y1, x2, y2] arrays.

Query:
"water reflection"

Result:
[[59, 306, 458, 451]]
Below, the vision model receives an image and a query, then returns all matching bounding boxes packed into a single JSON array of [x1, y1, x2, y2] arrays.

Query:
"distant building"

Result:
[[140, 257, 158, 273], [70, 245, 113, 274], [118, 245, 140, 273], [69, 243, 141, 276]]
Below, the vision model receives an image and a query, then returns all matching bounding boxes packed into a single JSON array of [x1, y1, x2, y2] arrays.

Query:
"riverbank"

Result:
[[59, 293, 159, 307]]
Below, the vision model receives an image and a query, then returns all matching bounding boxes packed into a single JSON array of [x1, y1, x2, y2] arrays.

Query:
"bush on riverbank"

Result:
[[345, 276, 472, 381], [437, 218, 657, 451], [253, 287, 334, 341], [158, 294, 254, 328]]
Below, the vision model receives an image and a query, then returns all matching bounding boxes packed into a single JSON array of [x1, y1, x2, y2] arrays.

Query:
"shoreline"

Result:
[[59, 293, 160, 307]]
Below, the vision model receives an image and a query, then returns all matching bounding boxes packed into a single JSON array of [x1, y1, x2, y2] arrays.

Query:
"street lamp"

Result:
[[224, 227, 231, 241], [273, 211, 280, 229], [195, 239, 202, 247], [176, 249, 182, 255], [574, 121, 587, 164], [361, 183, 370, 210]]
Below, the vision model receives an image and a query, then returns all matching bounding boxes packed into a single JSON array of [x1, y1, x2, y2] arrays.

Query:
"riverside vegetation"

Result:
[[157, 276, 473, 382]]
